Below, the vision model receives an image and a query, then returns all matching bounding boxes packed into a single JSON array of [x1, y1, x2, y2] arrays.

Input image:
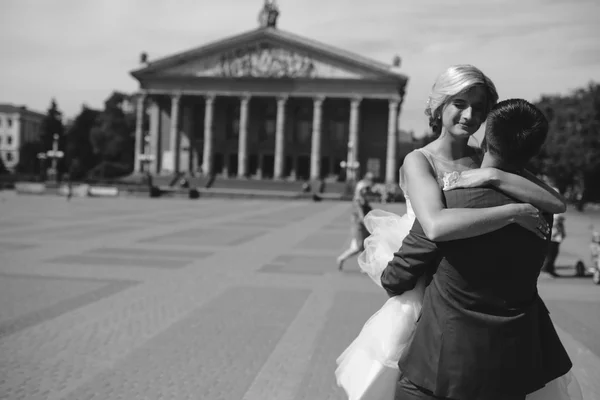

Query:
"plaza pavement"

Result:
[[0, 192, 599, 400]]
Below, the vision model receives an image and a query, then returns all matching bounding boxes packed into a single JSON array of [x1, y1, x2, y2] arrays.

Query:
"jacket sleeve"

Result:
[[381, 220, 441, 297]]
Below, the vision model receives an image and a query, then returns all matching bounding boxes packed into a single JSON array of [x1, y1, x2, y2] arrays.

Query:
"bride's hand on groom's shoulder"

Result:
[[442, 168, 497, 191]]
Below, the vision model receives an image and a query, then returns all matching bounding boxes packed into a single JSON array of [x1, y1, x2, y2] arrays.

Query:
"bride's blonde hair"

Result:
[[425, 64, 499, 136]]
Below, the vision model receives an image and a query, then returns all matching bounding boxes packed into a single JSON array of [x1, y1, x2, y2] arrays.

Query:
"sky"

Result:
[[1, 0, 599, 137]]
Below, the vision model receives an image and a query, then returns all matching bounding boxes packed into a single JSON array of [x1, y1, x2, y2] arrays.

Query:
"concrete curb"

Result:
[[15, 182, 120, 198], [14, 182, 46, 195], [12, 181, 367, 202]]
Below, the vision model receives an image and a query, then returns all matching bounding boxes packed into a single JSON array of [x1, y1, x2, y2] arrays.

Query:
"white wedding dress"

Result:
[[335, 206, 421, 400], [335, 149, 582, 400]]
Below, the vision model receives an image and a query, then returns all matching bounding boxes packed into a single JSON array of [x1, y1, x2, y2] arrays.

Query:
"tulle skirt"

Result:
[[335, 209, 583, 400], [527, 371, 583, 400], [336, 209, 420, 400], [358, 209, 416, 289], [335, 278, 426, 400]]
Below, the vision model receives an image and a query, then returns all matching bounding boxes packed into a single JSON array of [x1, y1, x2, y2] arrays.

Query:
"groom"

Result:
[[382, 99, 573, 400]]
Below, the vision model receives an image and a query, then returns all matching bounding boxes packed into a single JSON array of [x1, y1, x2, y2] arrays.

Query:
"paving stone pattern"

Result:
[[0, 193, 598, 400]]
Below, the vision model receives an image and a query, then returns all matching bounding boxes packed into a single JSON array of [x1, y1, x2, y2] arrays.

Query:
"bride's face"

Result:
[[441, 85, 488, 139]]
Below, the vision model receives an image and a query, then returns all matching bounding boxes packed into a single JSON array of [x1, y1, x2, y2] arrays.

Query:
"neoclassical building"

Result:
[[130, 3, 408, 183], [0, 104, 45, 171]]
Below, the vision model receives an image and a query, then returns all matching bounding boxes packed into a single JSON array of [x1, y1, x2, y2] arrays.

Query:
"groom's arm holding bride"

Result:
[[380, 216, 441, 297]]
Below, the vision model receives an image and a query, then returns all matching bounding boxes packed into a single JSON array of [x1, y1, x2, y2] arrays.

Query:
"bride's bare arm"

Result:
[[403, 151, 538, 242], [443, 151, 567, 214], [489, 169, 567, 214], [455, 148, 567, 214]]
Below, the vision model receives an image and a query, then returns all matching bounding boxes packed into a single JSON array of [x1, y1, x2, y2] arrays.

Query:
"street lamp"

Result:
[[36, 152, 47, 181], [340, 160, 360, 181], [46, 133, 64, 183], [139, 134, 154, 173], [341, 139, 360, 182]]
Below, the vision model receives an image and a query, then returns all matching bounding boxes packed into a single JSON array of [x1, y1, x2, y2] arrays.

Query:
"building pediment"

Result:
[[157, 41, 366, 79], [131, 28, 407, 83]]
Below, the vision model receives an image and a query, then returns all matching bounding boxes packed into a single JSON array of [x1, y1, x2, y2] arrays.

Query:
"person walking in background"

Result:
[[205, 172, 217, 189], [542, 212, 566, 277], [591, 229, 600, 274], [336, 172, 374, 271], [66, 160, 80, 201]]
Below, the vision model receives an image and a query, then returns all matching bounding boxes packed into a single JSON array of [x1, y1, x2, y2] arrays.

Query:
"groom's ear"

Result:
[[480, 136, 488, 152]]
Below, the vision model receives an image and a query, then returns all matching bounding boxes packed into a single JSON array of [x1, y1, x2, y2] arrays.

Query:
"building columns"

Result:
[[178, 105, 192, 174], [386, 99, 399, 184], [347, 97, 361, 181], [148, 100, 161, 174], [169, 93, 181, 173], [273, 95, 287, 179], [139, 92, 403, 182], [134, 93, 146, 173], [310, 96, 325, 180], [202, 94, 215, 176], [238, 95, 251, 178]]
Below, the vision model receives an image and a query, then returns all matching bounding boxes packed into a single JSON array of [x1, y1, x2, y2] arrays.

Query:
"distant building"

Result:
[[129, 0, 409, 183], [0, 104, 45, 171]]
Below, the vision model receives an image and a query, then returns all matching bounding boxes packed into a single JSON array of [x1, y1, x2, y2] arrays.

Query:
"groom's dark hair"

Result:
[[481, 99, 548, 168]]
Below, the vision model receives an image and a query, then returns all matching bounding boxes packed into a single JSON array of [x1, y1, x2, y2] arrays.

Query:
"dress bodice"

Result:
[[400, 148, 481, 217]]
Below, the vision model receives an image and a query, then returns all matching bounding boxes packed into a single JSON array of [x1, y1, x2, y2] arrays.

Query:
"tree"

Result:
[[0, 156, 8, 175], [41, 98, 65, 149], [65, 105, 101, 180], [89, 92, 136, 178], [15, 141, 44, 176], [530, 82, 600, 203]]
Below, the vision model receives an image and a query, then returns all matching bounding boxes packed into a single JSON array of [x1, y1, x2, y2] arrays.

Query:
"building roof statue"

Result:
[[258, 0, 280, 28]]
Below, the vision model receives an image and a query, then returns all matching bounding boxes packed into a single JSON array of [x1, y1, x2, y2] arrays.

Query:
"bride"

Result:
[[335, 65, 581, 400]]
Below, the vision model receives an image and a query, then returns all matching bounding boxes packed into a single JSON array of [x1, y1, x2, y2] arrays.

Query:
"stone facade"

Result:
[[0, 104, 45, 171]]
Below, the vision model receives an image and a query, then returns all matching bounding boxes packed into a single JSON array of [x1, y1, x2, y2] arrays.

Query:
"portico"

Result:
[[130, 3, 408, 183]]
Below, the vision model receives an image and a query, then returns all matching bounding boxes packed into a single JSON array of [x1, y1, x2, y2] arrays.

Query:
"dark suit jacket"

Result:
[[381, 187, 572, 400]]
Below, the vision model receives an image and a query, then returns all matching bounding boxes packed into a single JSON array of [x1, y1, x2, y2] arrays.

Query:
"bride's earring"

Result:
[[430, 114, 442, 133]]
